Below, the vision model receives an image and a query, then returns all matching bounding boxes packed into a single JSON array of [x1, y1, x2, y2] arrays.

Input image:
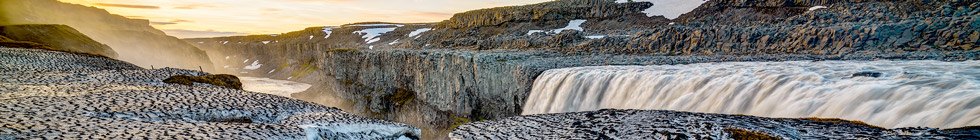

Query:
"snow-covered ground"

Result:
[[616, 0, 708, 19], [355, 27, 398, 44], [240, 77, 312, 98], [528, 19, 587, 35], [322, 27, 335, 39], [408, 28, 432, 38]]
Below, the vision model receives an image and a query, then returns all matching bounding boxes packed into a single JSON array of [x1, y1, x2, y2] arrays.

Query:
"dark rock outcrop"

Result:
[[163, 74, 243, 90], [0, 24, 117, 58], [0, 0, 214, 71]]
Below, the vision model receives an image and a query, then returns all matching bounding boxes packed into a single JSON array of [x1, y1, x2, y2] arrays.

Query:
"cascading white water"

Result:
[[523, 60, 980, 128]]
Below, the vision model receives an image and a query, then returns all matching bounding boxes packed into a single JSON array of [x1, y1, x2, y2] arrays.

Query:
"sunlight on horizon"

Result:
[[57, 0, 549, 38]]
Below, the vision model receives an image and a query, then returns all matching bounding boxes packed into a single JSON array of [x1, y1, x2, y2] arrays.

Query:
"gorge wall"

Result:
[[0, 0, 214, 71]]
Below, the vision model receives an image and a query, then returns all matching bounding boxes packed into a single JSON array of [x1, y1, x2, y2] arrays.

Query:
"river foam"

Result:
[[240, 77, 312, 98], [523, 60, 980, 128]]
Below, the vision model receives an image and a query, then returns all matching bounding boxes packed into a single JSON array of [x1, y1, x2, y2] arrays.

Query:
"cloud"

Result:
[[411, 11, 454, 18], [162, 29, 248, 39], [150, 19, 193, 25], [93, 3, 160, 9], [172, 4, 216, 10], [279, 0, 356, 2]]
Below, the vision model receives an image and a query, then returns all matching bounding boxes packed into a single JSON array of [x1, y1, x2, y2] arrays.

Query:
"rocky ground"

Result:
[[451, 109, 980, 139], [0, 47, 420, 139]]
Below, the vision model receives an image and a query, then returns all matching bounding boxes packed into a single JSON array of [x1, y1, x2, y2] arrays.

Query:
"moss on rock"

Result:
[[725, 128, 780, 140], [799, 118, 885, 130], [163, 74, 243, 90]]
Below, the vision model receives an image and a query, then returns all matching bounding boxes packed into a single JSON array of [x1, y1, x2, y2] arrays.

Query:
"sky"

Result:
[[57, 0, 550, 38]]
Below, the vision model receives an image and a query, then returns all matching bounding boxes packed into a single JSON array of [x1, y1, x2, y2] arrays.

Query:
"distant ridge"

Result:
[[0, 0, 214, 71]]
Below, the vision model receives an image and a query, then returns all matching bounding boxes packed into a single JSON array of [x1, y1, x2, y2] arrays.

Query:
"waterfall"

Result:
[[523, 60, 980, 128]]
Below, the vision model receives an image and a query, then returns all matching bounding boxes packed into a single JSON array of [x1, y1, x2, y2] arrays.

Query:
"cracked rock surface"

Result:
[[0, 47, 420, 139], [451, 109, 980, 140]]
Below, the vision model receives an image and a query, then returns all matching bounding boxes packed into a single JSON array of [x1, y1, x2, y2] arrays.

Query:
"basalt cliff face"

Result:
[[0, 0, 214, 71], [186, 0, 980, 138]]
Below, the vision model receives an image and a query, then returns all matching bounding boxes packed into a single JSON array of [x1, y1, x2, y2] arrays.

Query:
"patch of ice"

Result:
[[617, 0, 708, 19], [240, 77, 311, 97], [243, 60, 262, 70], [408, 28, 432, 38], [322, 27, 335, 39], [262, 41, 271, 44], [354, 27, 398, 44], [809, 6, 828, 11], [585, 35, 606, 39]]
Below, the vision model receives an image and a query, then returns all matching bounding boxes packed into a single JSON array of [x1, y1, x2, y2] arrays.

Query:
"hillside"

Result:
[[0, 24, 117, 58], [0, 0, 214, 71]]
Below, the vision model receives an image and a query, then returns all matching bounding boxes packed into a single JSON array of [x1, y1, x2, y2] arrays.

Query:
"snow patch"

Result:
[[270, 34, 279, 37], [408, 28, 432, 38], [617, 0, 708, 19], [527, 19, 587, 35], [309, 35, 314, 40], [197, 42, 204, 44], [322, 27, 335, 39], [809, 6, 828, 11], [223, 65, 230, 68], [222, 41, 229, 44], [243, 60, 262, 70], [262, 41, 271, 44], [388, 39, 399, 45], [225, 56, 230, 60], [243, 59, 250, 63], [354, 27, 398, 44], [585, 35, 606, 39]]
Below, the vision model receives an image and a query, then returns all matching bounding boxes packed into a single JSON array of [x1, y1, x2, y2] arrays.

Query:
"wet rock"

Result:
[[851, 71, 883, 78]]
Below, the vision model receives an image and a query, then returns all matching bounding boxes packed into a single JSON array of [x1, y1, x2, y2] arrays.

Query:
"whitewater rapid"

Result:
[[240, 77, 312, 98], [523, 60, 980, 128]]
